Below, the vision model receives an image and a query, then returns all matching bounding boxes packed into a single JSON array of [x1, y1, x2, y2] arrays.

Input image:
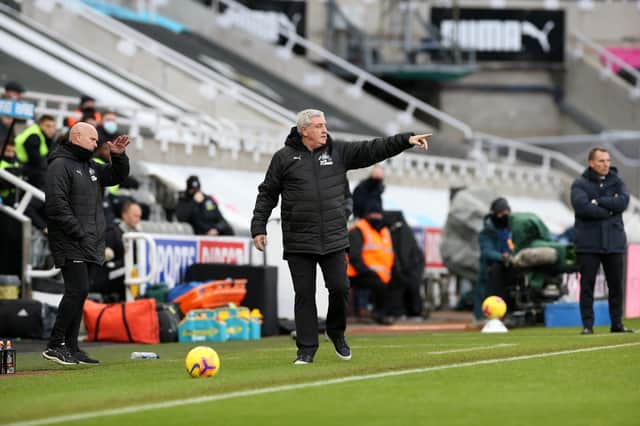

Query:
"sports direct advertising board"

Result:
[[138, 235, 255, 286]]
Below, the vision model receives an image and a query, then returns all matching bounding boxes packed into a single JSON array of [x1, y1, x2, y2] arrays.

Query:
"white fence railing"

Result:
[[211, 0, 473, 139], [20, 90, 290, 158], [13, 86, 640, 229], [568, 31, 640, 100], [38, 0, 296, 126], [0, 169, 60, 296], [519, 131, 640, 167], [384, 151, 567, 191], [17, 87, 637, 213], [472, 132, 640, 217]]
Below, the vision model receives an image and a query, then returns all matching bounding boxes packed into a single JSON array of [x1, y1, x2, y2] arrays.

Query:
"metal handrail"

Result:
[[0, 168, 45, 211], [0, 4, 192, 115], [569, 31, 640, 99], [122, 232, 158, 286], [474, 132, 583, 175], [16, 89, 290, 155], [519, 131, 640, 147], [519, 131, 640, 167], [0, 169, 60, 296], [16, 88, 640, 217], [57, 0, 296, 125], [213, 0, 473, 139], [473, 132, 640, 216]]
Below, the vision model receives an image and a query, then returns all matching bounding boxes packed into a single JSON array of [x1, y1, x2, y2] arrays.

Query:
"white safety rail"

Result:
[[0, 169, 60, 296], [472, 132, 640, 218], [20, 90, 290, 158], [18, 86, 640, 223], [47, 0, 297, 126], [121, 232, 264, 301], [568, 31, 640, 100], [0, 4, 196, 114], [22, 90, 377, 161], [122, 232, 157, 301], [384, 151, 567, 193], [212, 0, 473, 139], [519, 131, 640, 167], [20, 88, 640, 211]]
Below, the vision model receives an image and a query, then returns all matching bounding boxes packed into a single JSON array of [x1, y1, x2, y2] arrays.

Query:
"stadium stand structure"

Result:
[[3, 0, 640, 239], [3, 0, 640, 318], [17, 0, 471, 157]]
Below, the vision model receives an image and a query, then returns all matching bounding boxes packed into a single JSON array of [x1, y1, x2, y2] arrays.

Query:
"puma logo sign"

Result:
[[441, 19, 556, 53], [292, 155, 301, 161], [521, 21, 555, 53]]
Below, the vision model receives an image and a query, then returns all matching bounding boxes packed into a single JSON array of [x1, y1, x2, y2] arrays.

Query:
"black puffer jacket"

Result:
[[251, 127, 414, 256], [45, 143, 130, 266], [570, 166, 629, 253]]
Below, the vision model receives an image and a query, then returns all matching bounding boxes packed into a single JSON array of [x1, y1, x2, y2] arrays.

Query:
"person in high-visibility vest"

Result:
[[14, 114, 56, 190], [0, 140, 22, 205], [347, 199, 395, 325]]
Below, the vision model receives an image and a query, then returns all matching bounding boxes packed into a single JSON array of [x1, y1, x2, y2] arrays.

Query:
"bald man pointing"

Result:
[[43, 122, 130, 365]]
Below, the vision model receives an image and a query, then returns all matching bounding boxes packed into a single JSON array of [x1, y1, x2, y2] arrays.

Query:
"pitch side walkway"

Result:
[[347, 310, 474, 335]]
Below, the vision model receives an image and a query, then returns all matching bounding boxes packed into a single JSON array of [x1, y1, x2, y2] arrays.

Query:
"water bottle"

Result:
[[4, 340, 16, 374], [130, 352, 160, 360]]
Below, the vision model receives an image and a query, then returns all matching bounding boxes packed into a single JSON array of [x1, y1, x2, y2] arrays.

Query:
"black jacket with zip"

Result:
[[45, 142, 130, 267], [251, 127, 414, 256], [570, 166, 629, 253]]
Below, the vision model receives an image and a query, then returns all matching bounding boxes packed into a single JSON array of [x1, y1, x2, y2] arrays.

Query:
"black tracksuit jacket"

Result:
[[251, 127, 414, 256], [45, 143, 130, 267]]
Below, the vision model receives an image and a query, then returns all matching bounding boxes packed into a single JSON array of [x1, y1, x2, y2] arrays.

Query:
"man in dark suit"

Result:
[[570, 147, 634, 335]]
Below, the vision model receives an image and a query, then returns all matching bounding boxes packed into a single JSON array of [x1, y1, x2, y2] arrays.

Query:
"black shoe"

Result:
[[580, 327, 594, 335], [74, 350, 100, 364], [293, 353, 314, 365], [326, 333, 352, 360], [611, 325, 635, 333], [42, 345, 79, 366]]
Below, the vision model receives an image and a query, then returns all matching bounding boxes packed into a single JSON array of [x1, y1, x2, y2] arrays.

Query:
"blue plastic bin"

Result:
[[249, 319, 261, 340], [168, 281, 202, 303], [178, 309, 227, 343], [544, 300, 611, 327], [224, 317, 250, 340]]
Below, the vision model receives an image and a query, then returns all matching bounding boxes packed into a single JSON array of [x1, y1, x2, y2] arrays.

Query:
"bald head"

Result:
[[69, 122, 98, 152], [370, 165, 384, 181]]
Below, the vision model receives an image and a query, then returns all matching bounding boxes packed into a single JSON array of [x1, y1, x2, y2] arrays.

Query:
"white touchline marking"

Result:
[[427, 343, 516, 354], [351, 343, 516, 351], [258, 343, 513, 352], [7, 342, 640, 426]]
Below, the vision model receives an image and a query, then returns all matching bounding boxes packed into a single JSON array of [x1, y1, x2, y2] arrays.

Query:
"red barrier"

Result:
[[174, 278, 247, 313]]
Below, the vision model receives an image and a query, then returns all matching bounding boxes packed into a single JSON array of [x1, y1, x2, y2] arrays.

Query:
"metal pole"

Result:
[[21, 218, 32, 299]]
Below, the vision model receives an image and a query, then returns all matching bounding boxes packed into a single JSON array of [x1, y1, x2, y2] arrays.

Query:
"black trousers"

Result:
[[350, 273, 391, 317], [488, 262, 516, 302], [286, 250, 349, 356], [49, 261, 98, 350], [577, 252, 625, 328]]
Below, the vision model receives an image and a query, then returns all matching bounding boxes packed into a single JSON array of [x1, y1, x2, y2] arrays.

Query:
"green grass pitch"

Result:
[[2, 319, 639, 426]]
